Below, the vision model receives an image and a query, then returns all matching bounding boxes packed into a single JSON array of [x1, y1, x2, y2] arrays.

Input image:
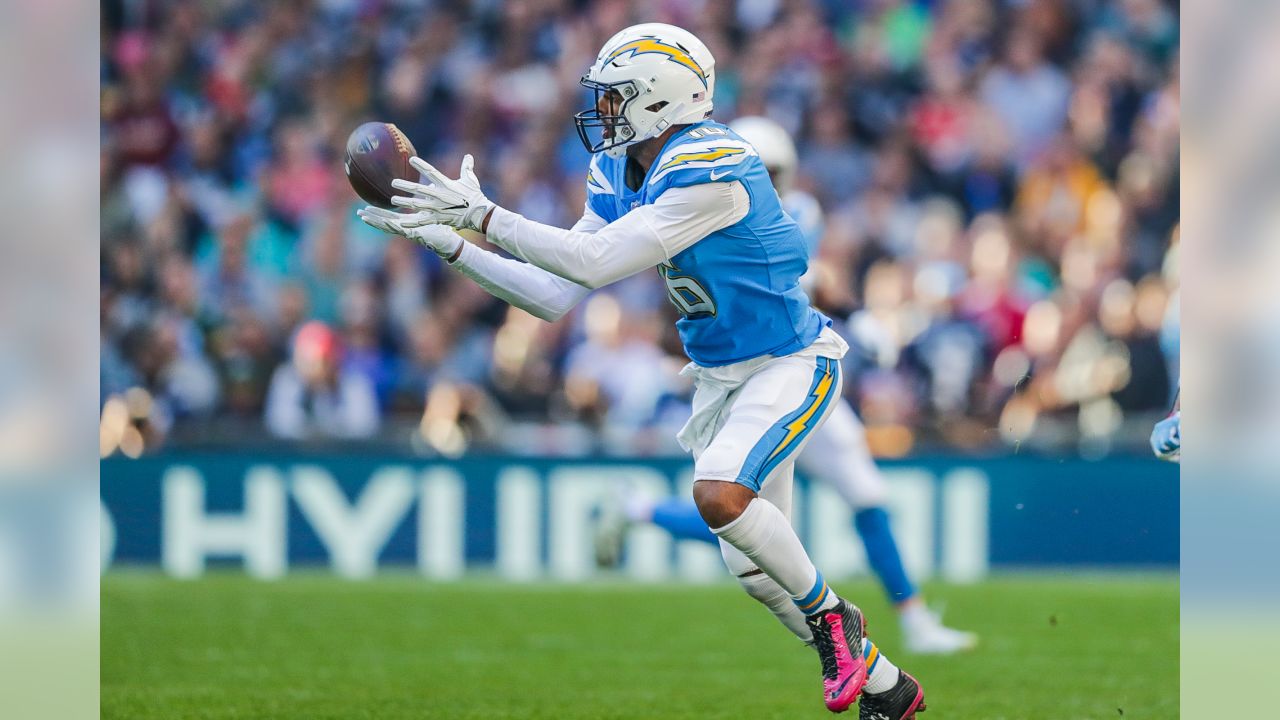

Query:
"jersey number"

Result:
[[659, 263, 716, 318], [685, 127, 726, 139]]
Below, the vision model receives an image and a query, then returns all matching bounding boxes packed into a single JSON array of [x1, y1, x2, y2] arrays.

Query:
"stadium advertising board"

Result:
[[101, 455, 1177, 579]]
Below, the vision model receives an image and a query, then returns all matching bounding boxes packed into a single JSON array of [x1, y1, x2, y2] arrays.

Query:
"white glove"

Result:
[[1149, 411, 1180, 462], [390, 154, 495, 233], [357, 206, 464, 259]]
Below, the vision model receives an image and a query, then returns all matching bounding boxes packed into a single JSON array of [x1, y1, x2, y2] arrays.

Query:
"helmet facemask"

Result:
[[573, 79, 642, 156]]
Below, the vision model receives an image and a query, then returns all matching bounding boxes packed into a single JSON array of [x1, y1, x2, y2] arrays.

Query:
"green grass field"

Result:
[[102, 573, 1177, 719]]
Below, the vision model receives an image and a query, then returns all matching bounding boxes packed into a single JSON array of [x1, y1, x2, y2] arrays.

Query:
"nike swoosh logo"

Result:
[[829, 673, 855, 699], [709, 169, 731, 181]]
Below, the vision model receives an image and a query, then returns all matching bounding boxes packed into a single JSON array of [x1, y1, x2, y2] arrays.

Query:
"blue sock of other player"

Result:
[[650, 498, 718, 544], [854, 507, 916, 605]]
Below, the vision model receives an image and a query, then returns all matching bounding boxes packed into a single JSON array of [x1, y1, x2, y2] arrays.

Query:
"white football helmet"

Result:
[[575, 23, 716, 158], [729, 116, 798, 195]]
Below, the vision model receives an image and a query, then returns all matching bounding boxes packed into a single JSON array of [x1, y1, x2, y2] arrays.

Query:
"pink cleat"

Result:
[[805, 600, 868, 713]]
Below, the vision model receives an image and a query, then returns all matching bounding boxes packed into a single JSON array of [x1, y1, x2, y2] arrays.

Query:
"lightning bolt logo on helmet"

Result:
[[601, 37, 709, 88]]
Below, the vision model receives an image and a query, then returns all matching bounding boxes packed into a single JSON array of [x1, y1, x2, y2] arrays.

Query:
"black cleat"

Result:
[[859, 671, 926, 720]]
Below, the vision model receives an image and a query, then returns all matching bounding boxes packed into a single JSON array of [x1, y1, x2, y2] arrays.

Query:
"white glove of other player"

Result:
[[390, 154, 495, 233], [1149, 411, 1180, 462], [357, 206, 464, 259]]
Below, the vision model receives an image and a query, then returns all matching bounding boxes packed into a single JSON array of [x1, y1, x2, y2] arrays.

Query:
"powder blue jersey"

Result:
[[584, 121, 828, 367]]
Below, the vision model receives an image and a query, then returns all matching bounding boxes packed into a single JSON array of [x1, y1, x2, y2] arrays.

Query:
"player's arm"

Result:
[[359, 206, 602, 322], [450, 241, 591, 322], [387, 154, 748, 289], [450, 207, 604, 321], [481, 181, 747, 288]]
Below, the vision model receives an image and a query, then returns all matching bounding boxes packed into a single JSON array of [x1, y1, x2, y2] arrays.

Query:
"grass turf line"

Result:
[[102, 573, 1177, 719]]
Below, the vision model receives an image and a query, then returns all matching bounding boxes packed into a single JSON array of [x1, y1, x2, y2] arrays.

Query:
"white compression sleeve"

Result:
[[568, 202, 609, 234], [448, 242, 591, 322], [440, 206, 604, 322], [484, 181, 749, 289], [713, 497, 838, 614]]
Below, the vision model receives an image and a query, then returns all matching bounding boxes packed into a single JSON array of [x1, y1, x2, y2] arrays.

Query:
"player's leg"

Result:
[[586, 439, 830, 648], [713, 459, 921, 716], [705, 454, 917, 714], [703, 472, 880, 713], [691, 354, 881, 712], [799, 399, 976, 655], [716, 465, 811, 643], [691, 355, 844, 614], [609, 459, 833, 645]]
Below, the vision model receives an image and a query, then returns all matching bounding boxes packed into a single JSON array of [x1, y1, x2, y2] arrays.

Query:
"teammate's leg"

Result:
[[798, 400, 915, 602], [800, 399, 976, 654], [651, 498, 718, 543], [854, 508, 915, 601]]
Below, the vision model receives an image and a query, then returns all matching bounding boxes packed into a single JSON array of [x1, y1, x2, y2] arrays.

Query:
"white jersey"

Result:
[[785, 190, 824, 294], [783, 190, 824, 260]]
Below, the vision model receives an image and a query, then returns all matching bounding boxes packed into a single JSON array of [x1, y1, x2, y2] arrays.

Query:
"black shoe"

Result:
[[859, 671, 926, 720]]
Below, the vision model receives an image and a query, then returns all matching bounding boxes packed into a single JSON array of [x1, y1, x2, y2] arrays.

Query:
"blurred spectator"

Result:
[[978, 27, 1071, 169], [564, 294, 672, 430], [195, 213, 279, 324], [264, 321, 379, 440], [799, 101, 873, 208]]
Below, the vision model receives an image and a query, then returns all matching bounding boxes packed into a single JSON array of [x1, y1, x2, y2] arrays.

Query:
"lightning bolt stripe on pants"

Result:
[[735, 356, 841, 491]]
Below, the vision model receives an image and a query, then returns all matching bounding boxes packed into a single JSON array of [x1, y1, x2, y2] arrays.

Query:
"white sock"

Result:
[[713, 498, 840, 614], [738, 572, 814, 643], [862, 639, 901, 694]]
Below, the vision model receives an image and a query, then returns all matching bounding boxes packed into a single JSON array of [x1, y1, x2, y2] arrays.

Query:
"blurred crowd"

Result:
[[100, 0, 1179, 457]]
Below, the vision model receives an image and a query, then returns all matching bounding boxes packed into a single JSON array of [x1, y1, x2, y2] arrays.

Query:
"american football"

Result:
[[344, 121, 417, 209]]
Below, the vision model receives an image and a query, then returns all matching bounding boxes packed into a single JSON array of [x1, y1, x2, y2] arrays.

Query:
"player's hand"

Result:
[[357, 206, 464, 259], [1149, 411, 1180, 462], [390, 154, 495, 233]]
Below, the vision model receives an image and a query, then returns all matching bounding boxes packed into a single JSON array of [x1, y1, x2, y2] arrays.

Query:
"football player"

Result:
[[594, 116, 976, 657], [361, 24, 925, 718]]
